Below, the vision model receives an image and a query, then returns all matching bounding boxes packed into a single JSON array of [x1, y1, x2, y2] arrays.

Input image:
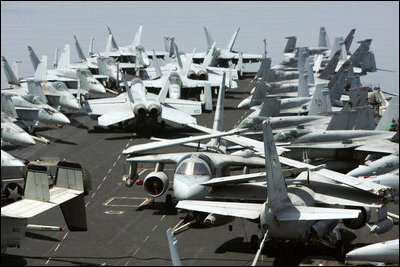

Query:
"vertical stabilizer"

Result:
[[182, 48, 195, 77], [255, 58, 271, 79], [1, 95, 19, 118], [319, 50, 341, 79], [33, 55, 47, 81], [318, 26, 331, 49], [202, 42, 217, 67], [349, 39, 372, 67], [329, 37, 344, 59], [213, 72, 226, 132], [57, 44, 71, 69], [258, 99, 281, 117], [283, 36, 296, 54], [74, 35, 86, 62], [305, 58, 315, 85], [297, 68, 310, 97], [27, 81, 47, 104], [152, 50, 163, 79], [55, 161, 87, 231], [1, 56, 20, 86], [27, 46, 41, 71], [107, 26, 119, 50], [88, 37, 94, 56], [308, 85, 332, 115], [263, 120, 290, 205], [297, 47, 308, 69], [132, 25, 143, 48], [227, 27, 240, 51], [173, 43, 183, 69], [204, 26, 214, 50], [204, 82, 213, 111], [24, 165, 50, 201], [166, 228, 182, 266], [376, 96, 399, 131], [344, 29, 356, 54]]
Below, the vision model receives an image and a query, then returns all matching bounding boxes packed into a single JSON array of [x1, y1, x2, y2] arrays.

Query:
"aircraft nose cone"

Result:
[[16, 132, 36, 146], [238, 98, 250, 109], [53, 112, 70, 124], [91, 83, 106, 94], [173, 176, 208, 201]]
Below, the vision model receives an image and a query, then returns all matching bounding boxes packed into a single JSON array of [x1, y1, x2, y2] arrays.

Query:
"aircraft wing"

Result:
[[160, 105, 197, 125], [275, 206, 360, 221], [355, 140, 398, 154], [1, 187, 83, 218], [314, 193, 382, 208], [85, 93, 128, 115], [176, 200, 262, 220], [187, 123, 289, 155], [98, 102, 135, 126], [279, 156, 392, 197], [126, 153, 189, 165], [163, 100, 202, 116], [284, 142, 361, 150], [93, 74, 109, 81], [201, 172, 267, 186], [122, 129, 243, 155]]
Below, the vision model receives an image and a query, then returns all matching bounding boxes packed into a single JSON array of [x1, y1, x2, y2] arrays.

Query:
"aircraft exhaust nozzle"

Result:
[[143, 171, 169, 198], [196, 70, 208, 80], [203, 213, 235, 227], [147, 103, 162, 118], [133, 103, 147, 117], [187, 70, 196, 80]]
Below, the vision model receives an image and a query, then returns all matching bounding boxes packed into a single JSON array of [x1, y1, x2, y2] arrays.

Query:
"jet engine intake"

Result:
[[143, 171, 169, 198], [342, 206, 371, 230]]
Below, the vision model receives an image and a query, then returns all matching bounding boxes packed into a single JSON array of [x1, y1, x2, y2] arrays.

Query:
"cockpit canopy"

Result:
[[176, 161, 211, 176], [176, 154, 213, 176]]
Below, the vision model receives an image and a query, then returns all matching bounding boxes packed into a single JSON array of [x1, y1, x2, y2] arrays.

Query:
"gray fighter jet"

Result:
[[84, 75, 201, 128]]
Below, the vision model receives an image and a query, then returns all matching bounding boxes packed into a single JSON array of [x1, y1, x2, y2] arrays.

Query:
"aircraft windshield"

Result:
[[176, 161, 210, 176]]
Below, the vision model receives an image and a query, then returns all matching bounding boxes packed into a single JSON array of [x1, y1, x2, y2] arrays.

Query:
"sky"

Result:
[[1, 1, 398, 94]]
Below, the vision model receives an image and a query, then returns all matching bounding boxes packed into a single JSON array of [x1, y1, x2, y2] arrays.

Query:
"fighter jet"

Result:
[[27, 45, 106, 94], [84, 74, 201, 128], [1, 161, 88, 253], [138, 45, 237, 101], [1, 112, 36, 146], [174, 120, 393, 264], [192, 26, 263, 67], [2, 85, 71, 128], [2, 56, 81, 110], [100, 25, 167, 66]]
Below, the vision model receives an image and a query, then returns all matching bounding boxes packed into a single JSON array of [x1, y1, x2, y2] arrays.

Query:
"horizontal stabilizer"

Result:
[[275, 206, 360, 221]]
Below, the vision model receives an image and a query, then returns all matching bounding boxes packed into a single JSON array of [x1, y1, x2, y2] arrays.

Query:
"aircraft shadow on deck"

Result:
[[135, 201, 178, 215], [25, 231, 61, 242]]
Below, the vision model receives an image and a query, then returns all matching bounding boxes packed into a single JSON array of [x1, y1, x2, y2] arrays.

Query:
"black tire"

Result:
[[165, 194, 172, 206]]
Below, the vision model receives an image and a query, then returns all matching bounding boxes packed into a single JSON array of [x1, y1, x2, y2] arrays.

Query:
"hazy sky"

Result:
[[1, 1, 398, 93]]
